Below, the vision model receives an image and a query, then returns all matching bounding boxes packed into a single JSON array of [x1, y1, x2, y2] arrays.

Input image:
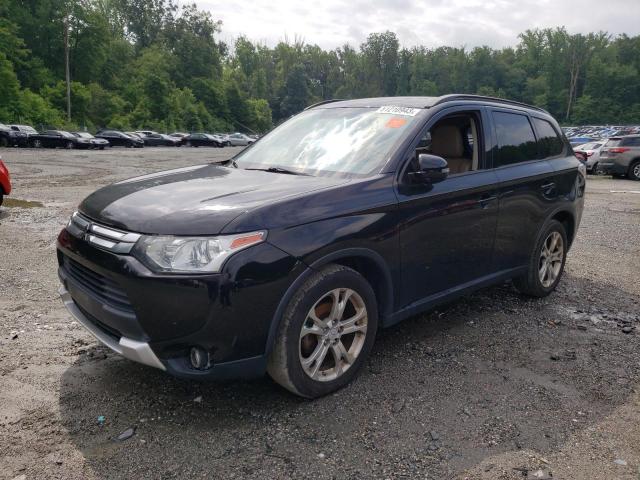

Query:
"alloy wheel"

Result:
[[299, 288, 368, 382], [633, 163, 640, 179], [539, 231, 564, 288]]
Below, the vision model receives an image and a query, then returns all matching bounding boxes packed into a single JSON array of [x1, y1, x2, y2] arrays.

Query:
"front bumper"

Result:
[[59, 285, 166, 370], [598, 161, 627, 176], [56, 226, 303, 380]]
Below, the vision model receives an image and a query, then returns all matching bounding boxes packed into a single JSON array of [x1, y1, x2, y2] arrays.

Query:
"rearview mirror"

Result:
[[410, 154, 449, 184]]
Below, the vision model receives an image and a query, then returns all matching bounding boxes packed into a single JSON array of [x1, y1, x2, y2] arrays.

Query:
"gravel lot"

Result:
[[1, 147, 639, 480]]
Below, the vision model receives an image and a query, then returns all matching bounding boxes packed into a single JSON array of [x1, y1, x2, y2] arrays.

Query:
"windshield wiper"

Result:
[[245, 166, 311, 176]]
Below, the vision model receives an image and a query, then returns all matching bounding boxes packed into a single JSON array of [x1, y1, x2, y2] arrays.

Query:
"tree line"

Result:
[[1, 0, 639, 133]]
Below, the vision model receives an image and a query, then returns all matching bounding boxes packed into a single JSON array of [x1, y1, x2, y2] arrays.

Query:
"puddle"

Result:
[[2, 198, 44, 208]]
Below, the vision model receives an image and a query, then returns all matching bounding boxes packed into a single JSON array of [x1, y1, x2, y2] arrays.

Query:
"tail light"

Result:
[[609, 147, 630, 154], [586, 152, 594, 157]]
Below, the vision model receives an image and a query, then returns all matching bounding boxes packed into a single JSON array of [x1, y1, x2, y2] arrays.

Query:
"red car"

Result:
[[0, 156, 11, 206]]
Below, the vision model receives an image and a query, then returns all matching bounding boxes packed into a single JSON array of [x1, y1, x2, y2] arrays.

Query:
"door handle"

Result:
[[478, 194, 497, 208]]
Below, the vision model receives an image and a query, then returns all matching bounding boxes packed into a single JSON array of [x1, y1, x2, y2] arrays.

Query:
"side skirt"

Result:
[[383, 266, 527, 328]]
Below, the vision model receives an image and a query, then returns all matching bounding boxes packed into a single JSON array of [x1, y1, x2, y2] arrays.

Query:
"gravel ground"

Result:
[[0, 147, 639, 480]]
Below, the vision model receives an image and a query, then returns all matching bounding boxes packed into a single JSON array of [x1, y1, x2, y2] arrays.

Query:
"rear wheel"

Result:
[[65, 141, 74, 149], [0, 137, 8, 148], [267, 265, 378, 398], [514, 219, 567, 297], [629, 160, 640, 181], [31, 139, 41, 148]]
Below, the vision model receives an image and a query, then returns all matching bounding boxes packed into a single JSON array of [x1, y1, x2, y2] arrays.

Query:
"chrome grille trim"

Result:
[[67, 211, 141, 253]]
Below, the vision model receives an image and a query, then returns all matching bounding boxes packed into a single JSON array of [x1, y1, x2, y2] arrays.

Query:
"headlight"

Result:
[[133, 231, 266, 273]]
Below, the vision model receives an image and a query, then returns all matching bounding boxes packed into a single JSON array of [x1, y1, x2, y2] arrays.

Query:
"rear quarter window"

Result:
[[532, 118, 564, 158], [492, 111, 538, 167], [622, 137, 640, 147]]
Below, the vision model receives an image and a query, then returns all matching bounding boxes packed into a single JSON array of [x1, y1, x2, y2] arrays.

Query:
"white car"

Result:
[[227, 133, 256, 146], [574, 140, 607, 173]]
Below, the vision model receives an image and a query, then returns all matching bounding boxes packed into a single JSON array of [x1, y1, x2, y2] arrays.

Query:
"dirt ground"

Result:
[[0, 147, 639, 480]]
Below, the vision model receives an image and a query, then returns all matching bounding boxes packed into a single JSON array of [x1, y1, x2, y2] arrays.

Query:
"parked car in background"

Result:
[[214, 133, 230, 145], [574, 141, 606, 174], [125, 132, 144, 141], [169, 132, 189, 139], [56, 95, 585, 398], [135, 130, 158, 137], [9, 125, 38, 142], [29, 130, 86, 149], [182, 133, 224, 147], [227, 132, 256, 146], [95, 130, 144, 148], [140, 133, 181, 147], [568, 136, 597, 146], [0, 123, 28, 147], [73, 132, 109, 150], [0, 156, 11, 206], [599, 135, 640, 180]]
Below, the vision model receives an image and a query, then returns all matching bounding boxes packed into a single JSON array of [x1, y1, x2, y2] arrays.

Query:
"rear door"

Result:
[[530, 116, 582, 235], [491, 109, 557, 270]]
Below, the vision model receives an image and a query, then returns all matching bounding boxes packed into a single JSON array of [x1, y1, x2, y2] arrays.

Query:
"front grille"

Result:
[[66, 212, 141, 254], [63, 256, 134, 313]]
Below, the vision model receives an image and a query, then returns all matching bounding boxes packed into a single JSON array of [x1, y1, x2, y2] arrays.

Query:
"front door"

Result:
[[396, 107, 499, 307]]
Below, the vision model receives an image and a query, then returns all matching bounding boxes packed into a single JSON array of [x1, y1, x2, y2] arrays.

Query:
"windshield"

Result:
[[234, 107, 422, 176]]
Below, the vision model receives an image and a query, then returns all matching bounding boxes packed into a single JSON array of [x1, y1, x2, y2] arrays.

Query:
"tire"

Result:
[[0, 137, 8, 148], [628, 160, 640, 181], [66, 141, 74, 149], [225, 141, 231, 147], [513, 219, 568, 297], [0, 190, 3, 207], [589, 162, 598, 175], [186, 141, 192, 147], [100, 146, 105, 150], [126, 142, 133, 148], [31, 139, 41, 148], [267, 264, 378, 398]]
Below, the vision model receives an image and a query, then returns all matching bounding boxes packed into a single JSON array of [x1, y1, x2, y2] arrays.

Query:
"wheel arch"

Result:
[[264, 247, 394, 356], [550, 210, 576, 248]]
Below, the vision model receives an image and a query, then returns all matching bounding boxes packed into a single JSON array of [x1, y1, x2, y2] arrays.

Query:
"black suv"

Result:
[[57, 95, 585, 398]]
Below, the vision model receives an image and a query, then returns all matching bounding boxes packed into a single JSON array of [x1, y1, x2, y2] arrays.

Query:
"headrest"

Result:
[[431, 125, 464, 158]]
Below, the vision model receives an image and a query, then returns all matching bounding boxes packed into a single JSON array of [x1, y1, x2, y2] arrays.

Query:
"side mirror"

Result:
[[410, 154, 449, 184]]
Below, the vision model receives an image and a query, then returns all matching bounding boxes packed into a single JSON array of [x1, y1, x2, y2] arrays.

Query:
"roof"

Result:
[[307, 94, 547, 113]]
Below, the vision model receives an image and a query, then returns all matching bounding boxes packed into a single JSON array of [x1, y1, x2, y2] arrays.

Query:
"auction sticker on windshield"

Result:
[[376, 106, 421, 116]]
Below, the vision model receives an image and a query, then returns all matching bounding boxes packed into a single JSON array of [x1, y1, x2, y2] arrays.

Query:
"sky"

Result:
[[195, 0, 640, 51]]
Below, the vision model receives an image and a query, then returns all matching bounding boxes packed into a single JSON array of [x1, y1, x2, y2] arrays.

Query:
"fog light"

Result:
[[190, 346, 211, 370]]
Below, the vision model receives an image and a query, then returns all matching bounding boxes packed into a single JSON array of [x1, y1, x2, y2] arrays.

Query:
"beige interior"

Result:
[[430, 125, 472, 174]]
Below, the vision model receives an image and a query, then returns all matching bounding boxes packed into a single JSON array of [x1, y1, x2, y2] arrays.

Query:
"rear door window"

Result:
[[532, 117, 564, 159], [622, 137, 640, 146], [492, 111, 538, 166]]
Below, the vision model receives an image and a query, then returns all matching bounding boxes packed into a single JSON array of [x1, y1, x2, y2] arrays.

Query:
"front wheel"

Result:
[[629, 161, 640, 181], [267, 265, 378, 398], [31, 139, 41, 148], [513, 219, 568, 297], [66, 141, 74, 149]]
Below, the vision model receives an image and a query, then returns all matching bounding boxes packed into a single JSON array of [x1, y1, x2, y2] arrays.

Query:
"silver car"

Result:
[[574, 140, 606, 174], [227, 133, 256, 147], [599, 136, 640, 180]]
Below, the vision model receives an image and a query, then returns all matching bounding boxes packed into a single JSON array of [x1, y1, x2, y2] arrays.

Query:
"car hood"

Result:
[[79, 164, 349, 235]]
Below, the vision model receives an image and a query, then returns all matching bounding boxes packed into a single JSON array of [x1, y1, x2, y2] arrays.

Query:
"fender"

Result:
[[264, 247, 395, 356]]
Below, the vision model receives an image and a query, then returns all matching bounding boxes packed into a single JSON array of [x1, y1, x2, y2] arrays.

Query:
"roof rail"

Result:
[[434, 94, 548, 113], [304, 99, 344, 110]]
